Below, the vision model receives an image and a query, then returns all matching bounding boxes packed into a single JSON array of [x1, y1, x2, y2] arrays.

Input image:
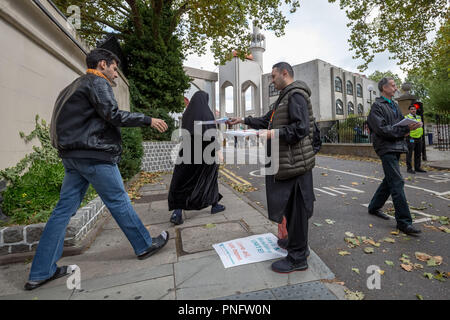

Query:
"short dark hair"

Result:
[[272, 62, 294, 77], [86, 48, 120, 69], [409, 104, 416, 110], [378, 77, 394, 93]]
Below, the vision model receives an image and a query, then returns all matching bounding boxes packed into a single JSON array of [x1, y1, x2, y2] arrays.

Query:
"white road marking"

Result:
[[314, 188, 338, 196], [316, 166, 449, 200]]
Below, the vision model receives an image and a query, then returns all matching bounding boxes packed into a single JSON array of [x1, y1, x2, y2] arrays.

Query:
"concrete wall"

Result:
[[0, 0, 130, 171]]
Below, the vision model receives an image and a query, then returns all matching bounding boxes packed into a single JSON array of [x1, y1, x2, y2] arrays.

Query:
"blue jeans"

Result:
[[368, 153, 412, 229], [28, 158, 152, 281]]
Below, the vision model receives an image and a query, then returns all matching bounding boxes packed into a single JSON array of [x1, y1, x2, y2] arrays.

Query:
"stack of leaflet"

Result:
[[224, 129, 259, 138]]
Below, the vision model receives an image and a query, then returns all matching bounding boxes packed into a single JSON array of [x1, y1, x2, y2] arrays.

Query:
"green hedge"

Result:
[[119, 127, 144, 181]]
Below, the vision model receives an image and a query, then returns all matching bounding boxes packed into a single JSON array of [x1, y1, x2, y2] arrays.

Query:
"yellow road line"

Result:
[[220, 169, 245, 185], [221, 167, 251, 185]]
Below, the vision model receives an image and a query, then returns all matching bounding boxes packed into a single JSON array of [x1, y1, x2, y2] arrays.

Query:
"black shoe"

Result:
[[271, 257, 308, 273], [398, 225, 421, 236], [211, 204, 226, 214], [170, 210, 183, 225], [415, 168, 427, 173], [368, 209, 391, 220], [137, 231, 169, 260], [407, 169, 416, 174], [24, 266, 71, 291]]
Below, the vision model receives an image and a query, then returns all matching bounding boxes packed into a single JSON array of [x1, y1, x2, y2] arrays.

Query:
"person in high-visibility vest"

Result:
[[405, 104, 426, 174]]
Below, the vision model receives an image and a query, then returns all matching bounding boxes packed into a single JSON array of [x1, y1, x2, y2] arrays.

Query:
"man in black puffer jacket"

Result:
[[25, 49, 170, 291], [367, 77, 423, 236]]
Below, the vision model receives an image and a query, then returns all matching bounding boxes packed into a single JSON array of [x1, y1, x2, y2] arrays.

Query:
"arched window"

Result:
[[346, 81, 353, 95], [357, 84, 363, 97], [348, 102, 354, 115], [335, 77, 342, 92], [336, 99, 344, 115], [357, 103, 364, 115]]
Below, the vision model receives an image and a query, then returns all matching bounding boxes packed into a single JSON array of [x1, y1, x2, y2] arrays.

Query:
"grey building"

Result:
[[262, 59, 380, 122]]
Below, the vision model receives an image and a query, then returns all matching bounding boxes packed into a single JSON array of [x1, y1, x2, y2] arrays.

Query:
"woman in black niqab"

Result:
[[168, 91, 225, 225]]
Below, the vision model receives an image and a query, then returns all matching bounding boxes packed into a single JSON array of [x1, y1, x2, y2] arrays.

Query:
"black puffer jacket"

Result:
[[50, 73, 151, 163], [367, 97, 410, 157]]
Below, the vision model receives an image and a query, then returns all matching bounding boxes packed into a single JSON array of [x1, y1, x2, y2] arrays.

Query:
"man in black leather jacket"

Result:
[[367, 77, 423, 236], [25, 49, 170, 290]]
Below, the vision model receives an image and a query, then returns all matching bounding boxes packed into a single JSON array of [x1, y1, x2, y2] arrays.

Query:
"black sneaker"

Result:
[[415, 168, 427, 173], [137, 231, 169, 260], [407, 169, 416, 174], [271, 257, 308, 273], [398, 225, 421, 236], [170, 210, 183, 225], [211, 204, 225, 214], [368, 209, 391, 220]]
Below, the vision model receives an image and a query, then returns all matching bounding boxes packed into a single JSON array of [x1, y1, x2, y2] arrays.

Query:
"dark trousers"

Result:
[[406, 138, 422, 170], [285, 197, 310, 263], [368, 153, 413, 229]]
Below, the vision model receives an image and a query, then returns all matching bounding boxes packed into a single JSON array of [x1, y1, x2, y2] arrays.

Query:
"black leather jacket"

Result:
[[50, 73, 151, 163], [367, 97, 410, 157]]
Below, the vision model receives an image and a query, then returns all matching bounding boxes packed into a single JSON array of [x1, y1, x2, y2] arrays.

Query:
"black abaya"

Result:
[[168, 91, 222, 211]]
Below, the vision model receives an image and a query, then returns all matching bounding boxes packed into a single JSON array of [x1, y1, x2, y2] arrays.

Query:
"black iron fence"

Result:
[[320, 116, 372, 144], [435, 111, 450, 151]]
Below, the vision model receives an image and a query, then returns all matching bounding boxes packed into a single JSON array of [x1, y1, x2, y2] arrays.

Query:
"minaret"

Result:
[[249, 22, 266, 72]]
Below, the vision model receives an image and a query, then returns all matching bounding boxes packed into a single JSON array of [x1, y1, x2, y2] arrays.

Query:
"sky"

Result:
[[183, 0, 407, 80]]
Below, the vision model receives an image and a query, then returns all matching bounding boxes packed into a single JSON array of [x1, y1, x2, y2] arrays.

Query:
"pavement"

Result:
[[0, 173, 344, 301], [424, 145, 450, 170]]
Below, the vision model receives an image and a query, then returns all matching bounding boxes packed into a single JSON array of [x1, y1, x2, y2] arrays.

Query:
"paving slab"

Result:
[[71, 275, 175, 300], [179, 221, 251, 254], [174, 254, 321, 300]]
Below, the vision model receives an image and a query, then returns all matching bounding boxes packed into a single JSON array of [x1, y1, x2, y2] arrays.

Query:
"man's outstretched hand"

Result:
[[226, 117, 244, 126], [151, 118, 168, 133]]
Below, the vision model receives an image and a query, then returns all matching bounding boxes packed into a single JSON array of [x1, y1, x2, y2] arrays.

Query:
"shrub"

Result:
[[0, 116, 97, 226], [119, 127, 144, 181]]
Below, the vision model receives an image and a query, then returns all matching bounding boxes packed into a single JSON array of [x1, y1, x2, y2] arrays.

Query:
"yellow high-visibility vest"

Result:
[[405, 114, 423, 138]]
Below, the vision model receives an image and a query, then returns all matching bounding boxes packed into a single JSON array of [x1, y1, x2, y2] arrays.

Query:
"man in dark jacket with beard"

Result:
[[367, 77, 422, 236], [25, 49, 170, 290], [227, 62, 315, 273]]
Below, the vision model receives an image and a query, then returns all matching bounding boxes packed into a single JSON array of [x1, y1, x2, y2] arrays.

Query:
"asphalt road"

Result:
[[220, 149, 450, 300]]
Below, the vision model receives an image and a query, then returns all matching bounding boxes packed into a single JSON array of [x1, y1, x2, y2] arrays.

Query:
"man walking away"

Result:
[[367, 77, 422, 236], [405, 104, 426, 174], [25, 48, 170, 290]]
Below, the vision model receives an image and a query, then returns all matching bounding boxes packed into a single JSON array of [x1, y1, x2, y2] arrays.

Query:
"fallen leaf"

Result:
[[313, 223, 323, 227], [415, 252, 432, 262], [364, 247, 374, 254], [204, 223, 216, 229], [433, 256, 443, 265], [345, 238, 360, 246], [345, 232, 355, 238], [401, 264, 413, 272], [352, 268, 360, 275], [351, 182, 359, 186], [385, 260, 394, 267], [424, 272, 434, 279], [352, 197, 358, 200], [391, 230, 400, 235], [369, 224, 373, 228], [321, 173, 328, 176], [434, 271, 447, 282], [377, 270, 385, 275], [402, 254, 410, 259], [438, 226, 450, 233], [416, 294, 424, 300], [339, 251, 351, 256], [400, 257, 411, 264], [344, 289, 364, 300], [325, 219, 336, 225], [414, 263, 424, 270], [383, 237, 396, 243]]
